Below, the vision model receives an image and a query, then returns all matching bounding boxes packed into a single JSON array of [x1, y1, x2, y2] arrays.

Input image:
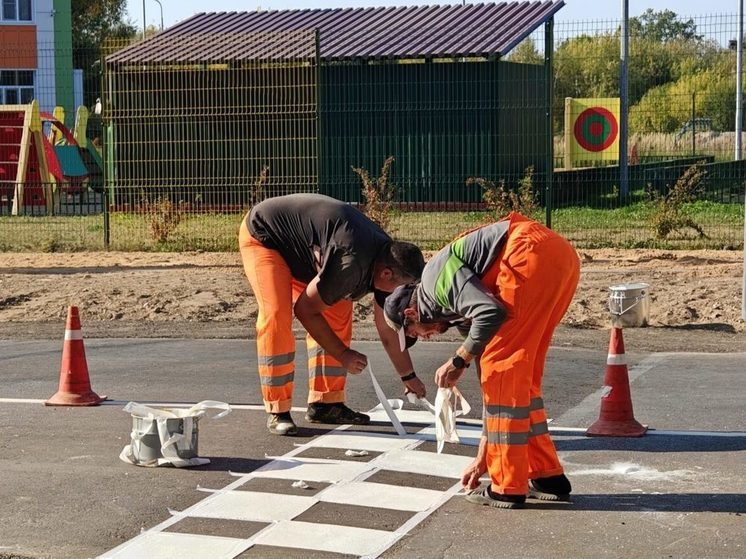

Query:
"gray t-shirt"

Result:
[[248, 193, 391, 305], [417, 220, 510, 354]]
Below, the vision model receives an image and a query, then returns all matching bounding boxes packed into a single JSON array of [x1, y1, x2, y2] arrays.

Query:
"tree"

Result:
[[72, 0, 136, 52], [507, 37, 543, 65], [629, 9, 702, 43], [72, 0, 137, 107]]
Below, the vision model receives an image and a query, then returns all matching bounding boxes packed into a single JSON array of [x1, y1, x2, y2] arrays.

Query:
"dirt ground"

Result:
[[0, 249, 744, 352]]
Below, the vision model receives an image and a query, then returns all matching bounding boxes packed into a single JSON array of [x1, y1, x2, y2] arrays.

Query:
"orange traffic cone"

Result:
[[45, 306, 106, 406], [586, 327, 646, 437]]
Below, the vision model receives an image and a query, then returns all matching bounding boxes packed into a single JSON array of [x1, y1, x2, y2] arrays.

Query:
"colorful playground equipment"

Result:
[[0, 101, 103, 215], [0, 101, 52, 214]]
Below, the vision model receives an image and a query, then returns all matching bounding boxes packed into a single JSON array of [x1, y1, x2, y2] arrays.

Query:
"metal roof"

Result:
[[108, 2, 564, 64]]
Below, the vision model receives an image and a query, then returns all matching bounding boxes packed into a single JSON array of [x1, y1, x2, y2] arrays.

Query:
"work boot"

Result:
[[305, 402, 370, 425], [266, 412, 298, 436], [465, 485, 526, 509], [529, 473, 572, 501]]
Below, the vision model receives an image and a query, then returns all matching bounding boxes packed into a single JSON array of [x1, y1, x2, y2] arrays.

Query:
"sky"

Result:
[[127, 0, 742, 31]]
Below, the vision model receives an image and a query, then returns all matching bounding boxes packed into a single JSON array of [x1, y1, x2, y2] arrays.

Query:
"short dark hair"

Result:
[[379, 241, 425, 283]]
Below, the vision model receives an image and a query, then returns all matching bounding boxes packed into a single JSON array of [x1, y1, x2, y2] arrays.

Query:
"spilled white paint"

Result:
[[569, 461, 696, 481]]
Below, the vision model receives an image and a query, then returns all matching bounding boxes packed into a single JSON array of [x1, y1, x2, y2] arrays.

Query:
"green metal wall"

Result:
[[104, 57, 547, 208], [319, 59, 548, 204]]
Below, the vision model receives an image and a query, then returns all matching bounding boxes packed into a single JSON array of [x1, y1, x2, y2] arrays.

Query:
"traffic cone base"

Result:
[[45, 389, 106, 406], [586, 417, 647, 437], [45, 306, 106, 407], [586, 327, 647, 437]]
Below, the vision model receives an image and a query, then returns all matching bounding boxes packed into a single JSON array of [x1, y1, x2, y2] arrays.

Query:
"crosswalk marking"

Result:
[[186, 491, 316, 522], [99, 410, 473, 559], [250, 456, 375, 483], [319, 481, 444, 512], [104, 532, 250, 559], [371, 448, 473, 479], [254, 520, 398, 556]]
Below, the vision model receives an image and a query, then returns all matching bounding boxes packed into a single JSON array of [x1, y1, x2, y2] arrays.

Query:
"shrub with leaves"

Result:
[[353, 156, 397, 231], [467, 166, 537, 219], [647, 162, 707, 239], [141, 194, 184, 243], [253, 165, 269, 207]]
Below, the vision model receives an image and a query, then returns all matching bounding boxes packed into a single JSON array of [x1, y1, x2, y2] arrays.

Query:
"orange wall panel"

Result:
[[0, 26, 37, 68]]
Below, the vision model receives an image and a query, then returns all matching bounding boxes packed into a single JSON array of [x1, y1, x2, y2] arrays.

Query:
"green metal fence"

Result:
[[0, 13, 744, 252]]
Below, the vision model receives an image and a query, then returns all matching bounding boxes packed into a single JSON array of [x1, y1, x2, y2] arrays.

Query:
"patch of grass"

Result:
[[0, 201, 742, 252]]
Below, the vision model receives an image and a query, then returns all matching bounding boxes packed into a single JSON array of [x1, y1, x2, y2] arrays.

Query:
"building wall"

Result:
[[1, 0, 73, 120], [34, 0, 57, 114]]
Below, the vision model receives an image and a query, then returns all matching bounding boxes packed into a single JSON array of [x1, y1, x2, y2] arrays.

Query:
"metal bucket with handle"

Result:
[[608, 283, 650, 328]]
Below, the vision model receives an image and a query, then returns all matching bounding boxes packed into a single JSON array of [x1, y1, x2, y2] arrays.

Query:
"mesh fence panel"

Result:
[[0, 14, 743, 251]]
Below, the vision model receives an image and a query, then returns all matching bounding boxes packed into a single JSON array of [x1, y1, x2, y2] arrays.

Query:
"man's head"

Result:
[[383, 283, 450, 351], [373, 241, 425, 293]]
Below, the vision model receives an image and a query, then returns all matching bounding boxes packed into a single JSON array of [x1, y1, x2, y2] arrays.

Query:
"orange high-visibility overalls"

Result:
[[478, 213, 580, 495], [239, 219, 352, 413]]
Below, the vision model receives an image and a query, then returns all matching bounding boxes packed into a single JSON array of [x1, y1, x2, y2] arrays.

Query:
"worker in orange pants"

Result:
[[383, 212, 579, 508], [240, 193, 427, 436]]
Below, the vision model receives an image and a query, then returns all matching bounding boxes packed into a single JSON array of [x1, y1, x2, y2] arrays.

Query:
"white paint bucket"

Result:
[[608, 283, 650, 328], [120, 401, 231, 467], [130, 414, 199, 464]]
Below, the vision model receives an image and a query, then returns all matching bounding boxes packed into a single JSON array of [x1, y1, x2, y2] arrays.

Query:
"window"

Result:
[[0, 70, 34, 104], [2, 0, 31, 21]]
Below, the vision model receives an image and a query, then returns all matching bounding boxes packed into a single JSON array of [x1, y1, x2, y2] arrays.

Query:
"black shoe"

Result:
[[465, 485, 526, 509], [529, 474, 572, 501], [305, 403, 370, 425], [267, 412, 298, 436]]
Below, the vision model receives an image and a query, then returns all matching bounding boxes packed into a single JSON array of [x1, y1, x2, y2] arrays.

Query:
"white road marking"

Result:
[[254, 520, 397, 556], [99, 409, 464, 559], [371, 448, 473, 479], [320, 481, 445, 512], [186, 491, 316, 522], [104, 532, 250, 559]]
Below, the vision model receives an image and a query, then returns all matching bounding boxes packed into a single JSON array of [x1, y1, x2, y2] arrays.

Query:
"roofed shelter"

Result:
[[103, 1, 563, 208]]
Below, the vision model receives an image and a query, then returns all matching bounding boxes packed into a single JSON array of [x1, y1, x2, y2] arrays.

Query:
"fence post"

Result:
[[619, 0, 629, 199], [544, 16, 554, 228], [691, 92, 696, 156]]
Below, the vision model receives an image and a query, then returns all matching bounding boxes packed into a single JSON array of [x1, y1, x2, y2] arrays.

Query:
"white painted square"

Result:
[[101, 531, 250, 559], [320, 481, 444, 512], [253, 457, 373, 482], [308, 431, 418, 452], [372, 449, 473, 479], [367, 408, 436, 425], [417, 424, 482, 446], [255, 520, 396, 556], [187, 491, 315, 522]]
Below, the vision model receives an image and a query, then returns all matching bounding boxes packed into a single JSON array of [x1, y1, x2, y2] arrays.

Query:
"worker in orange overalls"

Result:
[[239, 193, 426, 436], [383, 212, 580, 508]]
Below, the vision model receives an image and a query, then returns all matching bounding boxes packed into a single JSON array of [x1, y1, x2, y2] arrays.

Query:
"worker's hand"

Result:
[[404, 376, 427, 399], [340, 348, 368, 374], [434, 360, 465, 388], [461, 455, 488, 491]]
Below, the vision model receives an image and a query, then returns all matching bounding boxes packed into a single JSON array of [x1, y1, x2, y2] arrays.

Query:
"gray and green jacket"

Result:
[[417, 221, 510, 355]]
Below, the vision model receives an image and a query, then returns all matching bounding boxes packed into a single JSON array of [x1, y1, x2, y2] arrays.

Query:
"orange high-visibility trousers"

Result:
[[478, 213, 580, 495], [239, 219, 352, 413]]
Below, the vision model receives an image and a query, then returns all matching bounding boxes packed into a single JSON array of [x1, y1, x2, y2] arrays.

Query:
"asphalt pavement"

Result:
[[0, 338, 744, 559]]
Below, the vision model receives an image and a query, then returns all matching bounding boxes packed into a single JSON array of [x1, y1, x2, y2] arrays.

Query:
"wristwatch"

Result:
[[451, 355, 468, 369]]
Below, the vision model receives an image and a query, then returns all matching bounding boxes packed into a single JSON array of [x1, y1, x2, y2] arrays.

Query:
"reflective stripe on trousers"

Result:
[[479, 213, 580, 495]]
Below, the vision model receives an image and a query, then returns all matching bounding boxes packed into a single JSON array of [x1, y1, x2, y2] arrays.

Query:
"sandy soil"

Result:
[[0, 249, 744, 348]]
